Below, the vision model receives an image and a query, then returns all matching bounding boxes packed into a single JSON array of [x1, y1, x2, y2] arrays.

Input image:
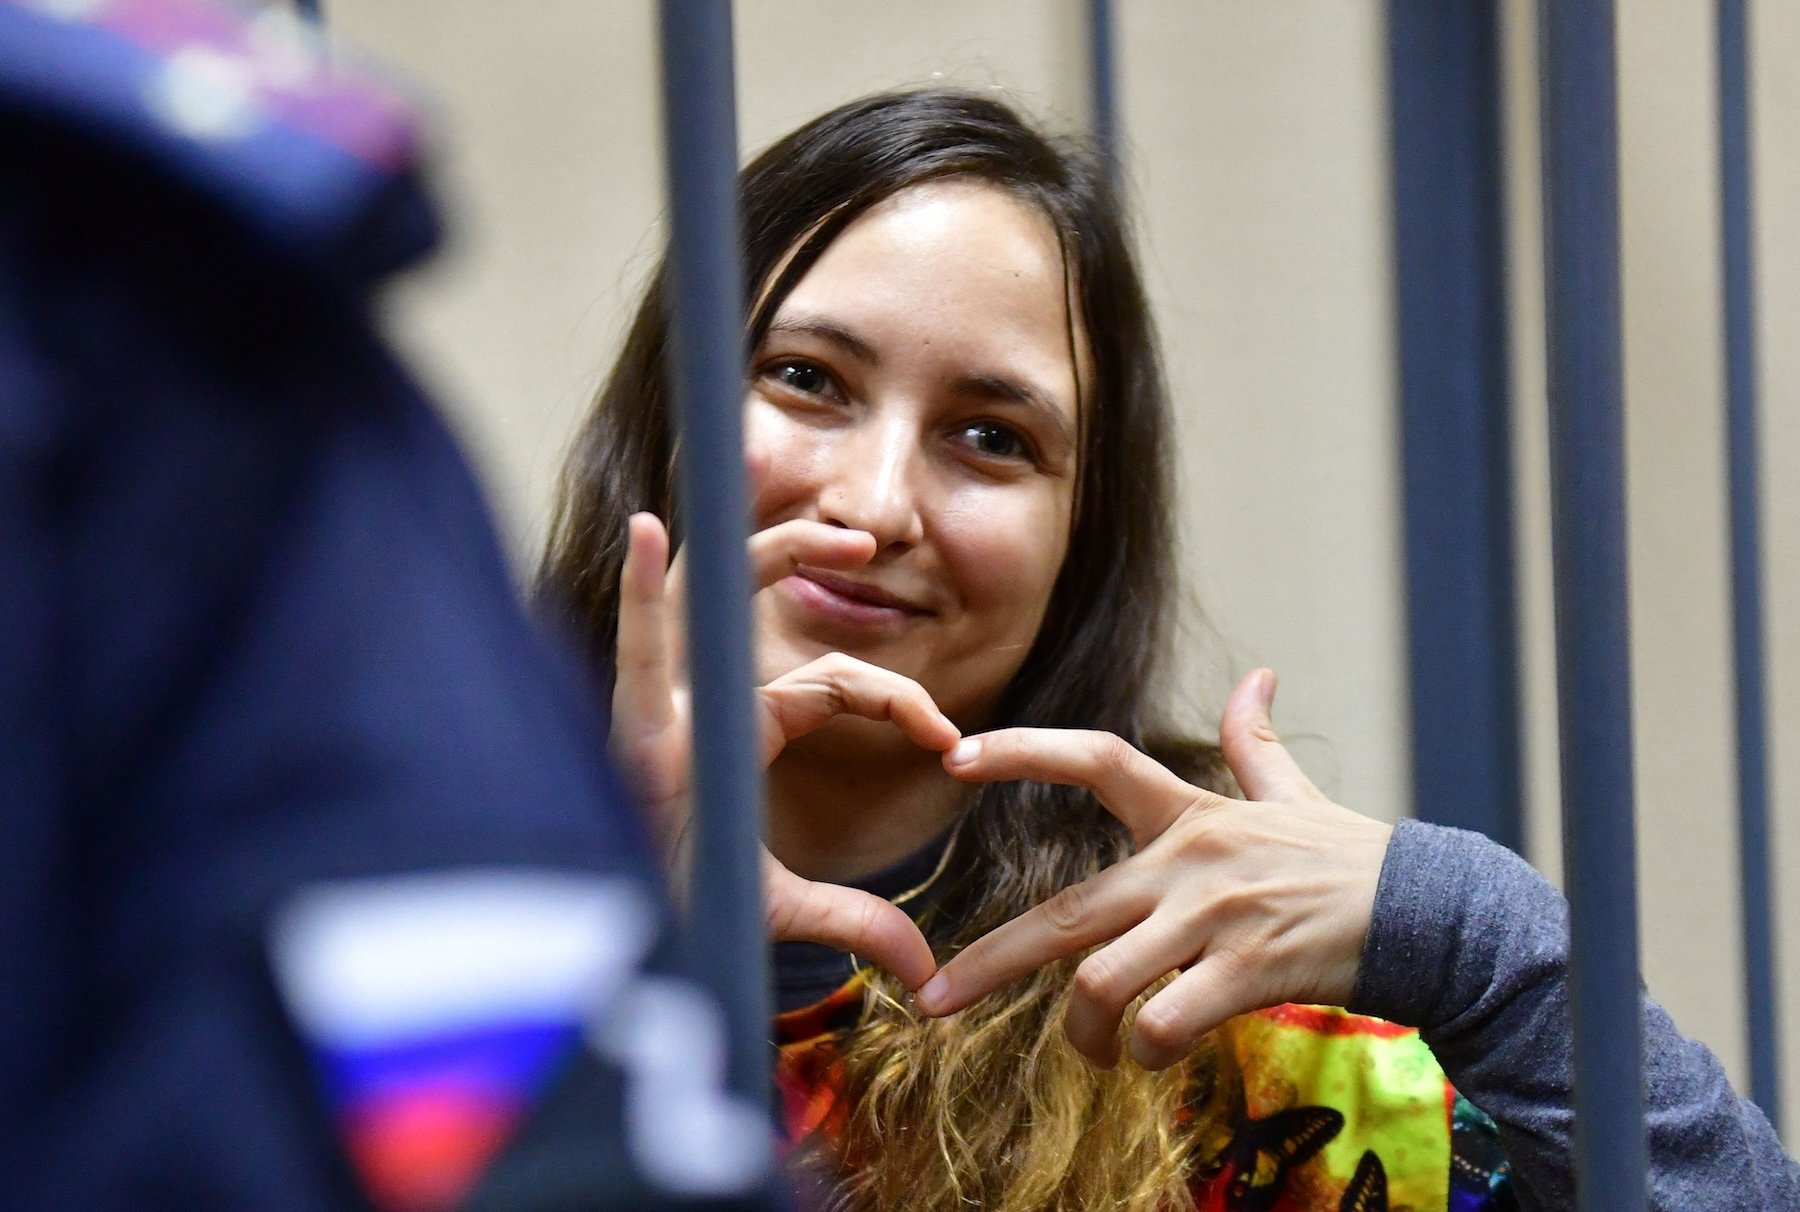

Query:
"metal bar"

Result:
[[1717, 0, 1782, 1133], [1536, 2, 1649, 1206], [1387, 0, 1523, 853], [656, 0, 769, 1107], [1087, 0, 1119, 189]]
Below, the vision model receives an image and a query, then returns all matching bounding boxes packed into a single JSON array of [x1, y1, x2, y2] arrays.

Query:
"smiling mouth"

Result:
[[784, 569, 932, 627]]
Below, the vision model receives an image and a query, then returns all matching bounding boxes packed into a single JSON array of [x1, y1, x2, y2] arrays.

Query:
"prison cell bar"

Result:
[[1718, 0, 1782, 1134], [656, 0, 772, 1109], [1536, 1, 1650, 1205], [1086, 0, 1119, 191], [1386, 0, 1524, 854]]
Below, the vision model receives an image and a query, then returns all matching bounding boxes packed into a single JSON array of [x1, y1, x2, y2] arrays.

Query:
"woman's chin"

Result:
[[752, 626, 989, 740], [753, 629, 900, 686], [780, 713, 946, 768]]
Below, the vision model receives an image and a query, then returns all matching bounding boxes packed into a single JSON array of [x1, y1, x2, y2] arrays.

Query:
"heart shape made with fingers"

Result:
[[612, 511, 961, 992]]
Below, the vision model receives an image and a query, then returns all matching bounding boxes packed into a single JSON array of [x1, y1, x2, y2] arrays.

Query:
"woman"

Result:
[[541, 89, 1793, 1211]]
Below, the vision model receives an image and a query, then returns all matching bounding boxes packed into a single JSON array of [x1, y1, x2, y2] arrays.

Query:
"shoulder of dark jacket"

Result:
[[0, 0, 439, 286]]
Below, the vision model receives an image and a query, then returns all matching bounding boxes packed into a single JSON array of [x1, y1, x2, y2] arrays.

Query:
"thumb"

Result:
[[1218, 668, 1317, 803], [764, 861, 937, 991]]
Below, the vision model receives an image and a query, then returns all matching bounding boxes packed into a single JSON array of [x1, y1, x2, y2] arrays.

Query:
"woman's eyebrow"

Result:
[[765, 314, 881, 366], [956, 373, 1076, 444]]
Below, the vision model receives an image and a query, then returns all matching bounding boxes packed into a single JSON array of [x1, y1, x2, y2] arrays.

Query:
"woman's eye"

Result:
[[767, 359, 836, 398], [957, 422, 1030, 461]]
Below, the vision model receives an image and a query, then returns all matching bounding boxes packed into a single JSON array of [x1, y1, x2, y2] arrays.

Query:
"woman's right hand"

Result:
[[610, 512, 956, 991]]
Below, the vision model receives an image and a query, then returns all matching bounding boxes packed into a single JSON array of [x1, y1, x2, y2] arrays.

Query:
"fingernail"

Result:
[[916, 973, 949, 1013], [1258, 669, 1276, 711], [948, 739, 980, 767]]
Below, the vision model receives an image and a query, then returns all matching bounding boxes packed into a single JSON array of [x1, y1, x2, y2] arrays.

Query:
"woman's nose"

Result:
[[817, 418, 924, 551]]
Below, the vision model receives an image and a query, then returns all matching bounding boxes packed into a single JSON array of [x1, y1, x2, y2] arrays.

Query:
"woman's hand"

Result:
[[913, 669, 1392, 1069], [611, 512, 956, 991]]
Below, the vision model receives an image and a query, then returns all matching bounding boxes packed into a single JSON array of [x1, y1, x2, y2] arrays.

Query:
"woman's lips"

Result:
[[781, 569, 930, 628]]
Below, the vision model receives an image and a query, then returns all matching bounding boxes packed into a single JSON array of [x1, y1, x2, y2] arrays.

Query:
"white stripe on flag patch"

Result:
[[270, 869, 660, 1047]]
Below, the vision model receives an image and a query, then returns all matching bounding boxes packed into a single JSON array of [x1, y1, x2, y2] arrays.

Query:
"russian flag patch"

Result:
[[269, 870, 659, 1211]]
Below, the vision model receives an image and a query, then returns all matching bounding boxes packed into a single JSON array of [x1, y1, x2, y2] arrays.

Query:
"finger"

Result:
[[663, 518, 876, 610], [612, 513, 674, 736], [1126, 956, 1251, 1070], [765, 860, 937, 990], [1218, 668, 1319, 803], [944, 728, 1219, 844], [1064, 918, 1203, 1068], [915, 866, 1144, 1016], [758, 653, 959, 762], [748, 518, 876, 591]]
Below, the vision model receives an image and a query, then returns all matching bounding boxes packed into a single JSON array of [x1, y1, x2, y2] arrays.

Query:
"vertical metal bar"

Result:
[[1717, 0, 1782, 1134], [1536, 2, 1649, 1206], [1387, 0, 1524, 853], [1086, 0, 1119, 190], [657, 0, 769, 1107]]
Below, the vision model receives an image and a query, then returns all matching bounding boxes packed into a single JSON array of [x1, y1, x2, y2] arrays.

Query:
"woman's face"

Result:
[[747, 179, 1087, 727]]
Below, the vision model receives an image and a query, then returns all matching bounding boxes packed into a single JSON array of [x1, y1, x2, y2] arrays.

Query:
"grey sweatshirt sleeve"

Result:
[[1348, 819, 1798, 1211]]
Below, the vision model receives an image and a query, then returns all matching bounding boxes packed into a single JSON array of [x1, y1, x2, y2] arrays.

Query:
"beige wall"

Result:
[[1754, 0, 1800, 1132], [1619, 0, 1747, 1114], [1121, 3, 1406, 813], [326, 2, 663, 549], [329, 0, 1796, 1135]]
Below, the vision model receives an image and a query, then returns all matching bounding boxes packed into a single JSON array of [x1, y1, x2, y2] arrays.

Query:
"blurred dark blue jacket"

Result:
[[0, 3, 776, 1208]]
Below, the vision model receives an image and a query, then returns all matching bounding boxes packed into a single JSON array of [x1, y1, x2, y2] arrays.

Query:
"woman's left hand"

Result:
[[913, 668, 1393, 1071]]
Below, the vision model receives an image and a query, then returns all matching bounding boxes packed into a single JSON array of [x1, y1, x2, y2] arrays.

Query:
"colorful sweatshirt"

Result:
[[773, 820, 1800, 1209], [774, 975, 1513, 1211]]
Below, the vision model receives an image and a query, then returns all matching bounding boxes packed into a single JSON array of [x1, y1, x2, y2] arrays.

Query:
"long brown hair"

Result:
[[541, 88, 1229, 1212]]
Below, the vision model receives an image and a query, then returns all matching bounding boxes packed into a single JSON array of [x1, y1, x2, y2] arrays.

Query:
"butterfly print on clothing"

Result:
[[1219, 1106, 1345, 1210], [1338, 1150, 1387, 1212]]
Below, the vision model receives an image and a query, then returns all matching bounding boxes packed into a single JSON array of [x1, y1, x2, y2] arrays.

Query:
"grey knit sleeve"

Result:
[[1348, 819, 1799, 1211]]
